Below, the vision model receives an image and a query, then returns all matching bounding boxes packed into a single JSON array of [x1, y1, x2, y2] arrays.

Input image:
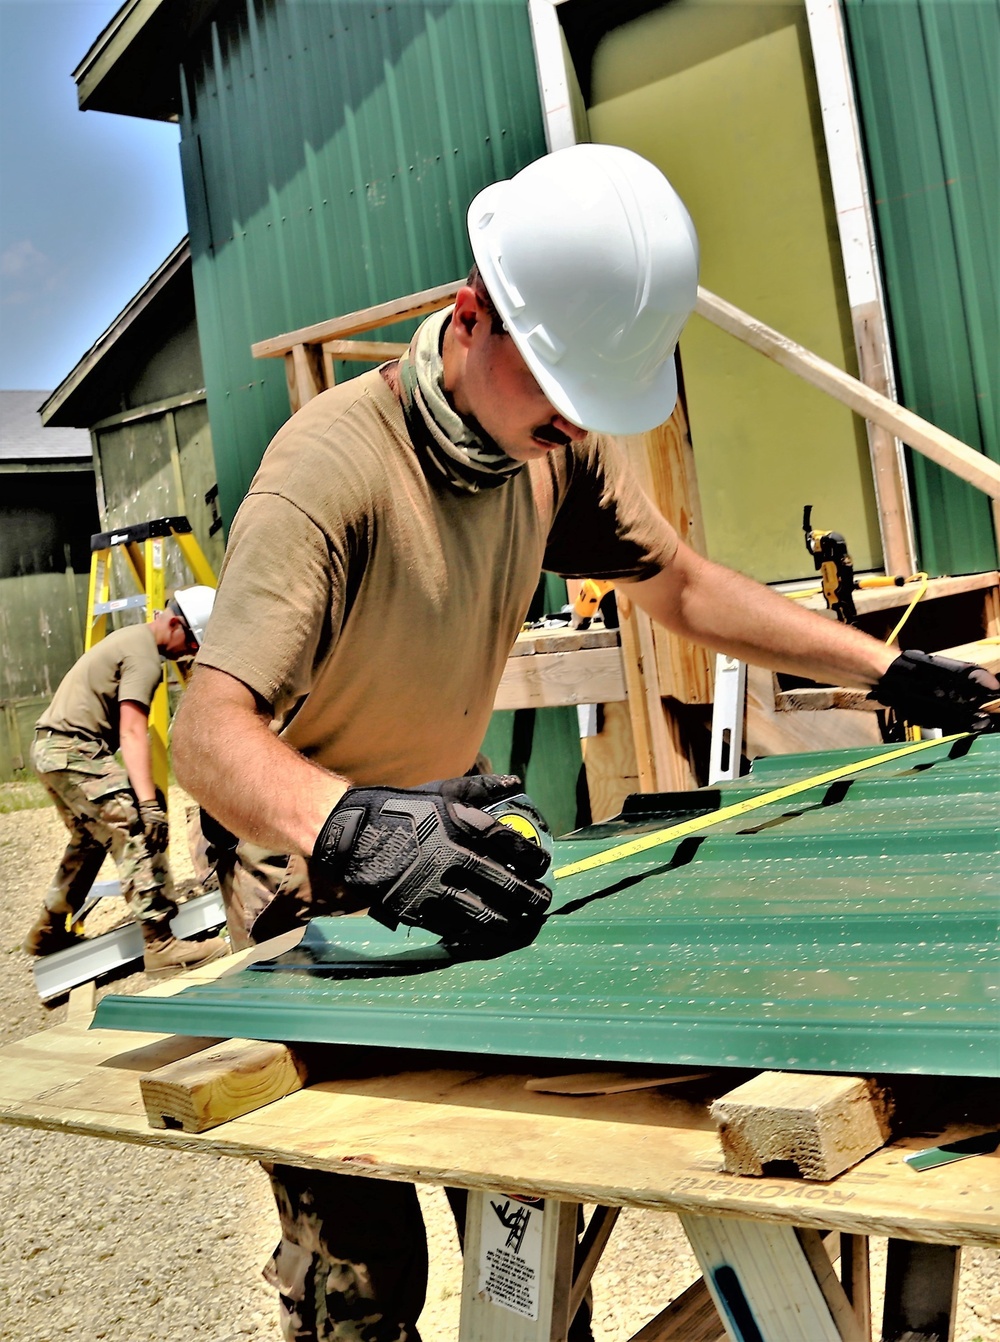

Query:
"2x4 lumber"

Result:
[[627, 1276, 726, 1341], [568, 1205, 620, 1323], [321, 339, 408, 362], [140, 1037, 309, 1133], [493, 645, 626, 711], [840, 1234, 872, 1342], [695, 288, 1000, 500], [795, 572, 1000, 618], [710, 1072, 893, 1182], [253, 280, 461, 359], [774, 637, 1000, 713]]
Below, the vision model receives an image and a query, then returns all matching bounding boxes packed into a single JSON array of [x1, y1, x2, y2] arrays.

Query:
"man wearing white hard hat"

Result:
[[173, 145, 997, 1341], [24, 585, 228, 976]]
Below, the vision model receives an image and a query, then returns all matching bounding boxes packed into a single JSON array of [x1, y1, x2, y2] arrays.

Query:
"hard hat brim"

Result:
[[515, 338, 680, 437]]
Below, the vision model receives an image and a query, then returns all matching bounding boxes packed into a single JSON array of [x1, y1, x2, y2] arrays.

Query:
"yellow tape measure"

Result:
[[554, 733, 964, 881]]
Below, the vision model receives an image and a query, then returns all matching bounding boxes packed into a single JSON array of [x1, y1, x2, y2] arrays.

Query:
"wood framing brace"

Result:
[[695, 288, 1000, 500], [804, 0, 916, 576]]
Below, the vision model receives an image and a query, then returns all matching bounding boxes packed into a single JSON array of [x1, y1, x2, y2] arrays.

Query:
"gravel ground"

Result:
[[0, 784, 997, 1341]]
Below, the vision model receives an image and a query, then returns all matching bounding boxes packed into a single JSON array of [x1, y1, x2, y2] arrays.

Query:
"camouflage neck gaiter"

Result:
[[396, 307, 523, 493]]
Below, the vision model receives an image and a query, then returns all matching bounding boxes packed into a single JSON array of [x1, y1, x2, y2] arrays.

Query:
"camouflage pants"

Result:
[[218, 842, 594, 1342], [31, 731, 175, 924]]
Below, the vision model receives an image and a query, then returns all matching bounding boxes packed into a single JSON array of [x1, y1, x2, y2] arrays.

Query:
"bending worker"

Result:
[[25, 585, 228, 976], [173, 145, 998, 1342]]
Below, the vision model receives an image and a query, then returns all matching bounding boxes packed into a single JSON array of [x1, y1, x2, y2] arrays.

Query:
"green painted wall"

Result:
[[587, 0, 881, 582], [845, 0, 999, 575], [178, 0, 548, 525]]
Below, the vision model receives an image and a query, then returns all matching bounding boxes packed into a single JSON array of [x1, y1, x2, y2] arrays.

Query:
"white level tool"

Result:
[[32, 889, 226, 1002], [554, 732, 963, 881]]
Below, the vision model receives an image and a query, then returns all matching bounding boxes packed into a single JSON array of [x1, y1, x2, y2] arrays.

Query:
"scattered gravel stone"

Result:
[[1, 785, 996, 1339]]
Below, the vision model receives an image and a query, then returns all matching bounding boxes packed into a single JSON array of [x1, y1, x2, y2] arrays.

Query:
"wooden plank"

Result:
[[617, 593, 696, 791], [140, 1037, 309, 1133], [627, 1276, 726, 1341], [508, 627, 620, 658], [619, 404, 713, 706], [494, 646, 626, 711], [253, 280, 461, 359], [711, 1073, 893, 1182], [794, 572, 1000, 617], [745, 664, 882, 758], [568, 1205, 620, 1323], [695, 288, 1000, 499], [579, 700, 640, 823], [321, 339, 408, 362], [882, 1241, 961, 1342]]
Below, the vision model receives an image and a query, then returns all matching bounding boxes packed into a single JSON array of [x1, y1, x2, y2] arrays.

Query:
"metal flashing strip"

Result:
[[34, 889, 225, 1002], [92, 737, 1000, 1077]]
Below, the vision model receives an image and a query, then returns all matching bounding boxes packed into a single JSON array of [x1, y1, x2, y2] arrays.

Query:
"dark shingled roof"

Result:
[[0, 391, 92, 465]]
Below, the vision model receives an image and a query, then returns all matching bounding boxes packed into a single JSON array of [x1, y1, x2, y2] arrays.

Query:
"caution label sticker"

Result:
[[477, 1193, 544, 1320]]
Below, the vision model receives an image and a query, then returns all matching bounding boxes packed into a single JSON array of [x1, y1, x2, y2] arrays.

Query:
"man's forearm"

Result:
[[120, 731, 156, 803], [622, 543, 896, 689], [172, 666, 349, 856]]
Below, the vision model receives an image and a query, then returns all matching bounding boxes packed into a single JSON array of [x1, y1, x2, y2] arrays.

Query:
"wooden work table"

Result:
[[3, 927, 997, 1342], [0, 1014, 996, 1248]]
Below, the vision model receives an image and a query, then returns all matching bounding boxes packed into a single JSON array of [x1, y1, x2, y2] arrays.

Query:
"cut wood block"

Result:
[[140, 1037, 309, 1133], [710, 1072, 893, 1181]]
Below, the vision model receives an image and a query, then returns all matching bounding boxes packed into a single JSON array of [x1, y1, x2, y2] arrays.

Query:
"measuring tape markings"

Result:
[[553, 733, 967, 882]]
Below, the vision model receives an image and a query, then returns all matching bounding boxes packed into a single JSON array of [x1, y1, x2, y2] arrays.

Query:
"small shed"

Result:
[[41, 238, 224, 605], [0, 392, 98, 778]]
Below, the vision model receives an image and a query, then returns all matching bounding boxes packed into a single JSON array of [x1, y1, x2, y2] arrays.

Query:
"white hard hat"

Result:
[[171, 585, 216, 648], [468, 144, 699, 435]]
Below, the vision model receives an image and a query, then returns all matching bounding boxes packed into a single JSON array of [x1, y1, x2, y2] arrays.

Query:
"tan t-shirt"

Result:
[[37, 623, 163, 751], [198, 370, 678, 787]]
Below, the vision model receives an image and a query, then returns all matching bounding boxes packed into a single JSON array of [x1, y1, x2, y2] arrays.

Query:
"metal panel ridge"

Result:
[[93, 735, 1000, 1076]]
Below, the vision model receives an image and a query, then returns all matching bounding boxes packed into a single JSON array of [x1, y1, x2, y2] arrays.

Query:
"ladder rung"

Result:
[[92, 595, 149, 615]]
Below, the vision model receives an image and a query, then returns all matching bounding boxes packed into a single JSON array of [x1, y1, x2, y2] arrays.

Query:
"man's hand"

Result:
[[313, 775, 552, 944], [138, 799, 170, 853], [869, 650, 999, 733]]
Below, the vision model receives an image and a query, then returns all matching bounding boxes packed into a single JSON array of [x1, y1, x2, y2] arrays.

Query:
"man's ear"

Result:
[[451, 286, 480, 346]]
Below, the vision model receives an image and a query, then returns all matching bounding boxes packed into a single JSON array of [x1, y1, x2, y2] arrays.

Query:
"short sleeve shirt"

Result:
[[197, 370, 677, 787], [37, 623, 163, 752]]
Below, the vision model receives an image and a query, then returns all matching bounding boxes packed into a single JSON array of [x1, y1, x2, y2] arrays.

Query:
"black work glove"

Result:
[[138, 800, 169, 853], [869, 650, 999, 733], [313, 774, 552, 944]]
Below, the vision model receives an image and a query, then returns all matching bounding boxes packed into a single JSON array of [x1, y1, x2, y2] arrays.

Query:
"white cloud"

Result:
[[0, 239, 61, 304], [1, 239, 48, 278]]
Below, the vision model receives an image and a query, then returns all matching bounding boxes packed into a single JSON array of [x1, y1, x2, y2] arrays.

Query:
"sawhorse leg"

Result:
[[680, 1213, 866, 1342], [458, 1194, 618, 1341]]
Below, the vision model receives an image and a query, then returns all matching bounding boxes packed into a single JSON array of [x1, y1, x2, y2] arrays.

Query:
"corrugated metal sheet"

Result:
[[844, 0, 999, 574], [177, 0, 547, 526], [94, 734, 1000, 1077]]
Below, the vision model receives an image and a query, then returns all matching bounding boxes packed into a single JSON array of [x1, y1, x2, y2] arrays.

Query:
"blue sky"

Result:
[[0, 0, 188, 391]]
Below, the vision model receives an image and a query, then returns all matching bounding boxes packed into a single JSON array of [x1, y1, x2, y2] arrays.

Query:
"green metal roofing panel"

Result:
[[176, 0, 547, 528], [844, 0, 999, 574], [94, 735, 1000, 1077]]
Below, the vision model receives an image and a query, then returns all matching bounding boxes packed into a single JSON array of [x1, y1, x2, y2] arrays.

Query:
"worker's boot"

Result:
[[141, 918, 229, 977], [23, 907, 85, 957]]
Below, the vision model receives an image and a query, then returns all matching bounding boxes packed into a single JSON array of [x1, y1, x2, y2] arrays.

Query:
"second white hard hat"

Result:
[[172, 585, 216, 648], [468, 144, 699, 435]]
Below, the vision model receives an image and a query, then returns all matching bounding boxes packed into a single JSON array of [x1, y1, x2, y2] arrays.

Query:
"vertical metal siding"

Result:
[[179, 0, 546, 525], [844, 0, 1000, 574]]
